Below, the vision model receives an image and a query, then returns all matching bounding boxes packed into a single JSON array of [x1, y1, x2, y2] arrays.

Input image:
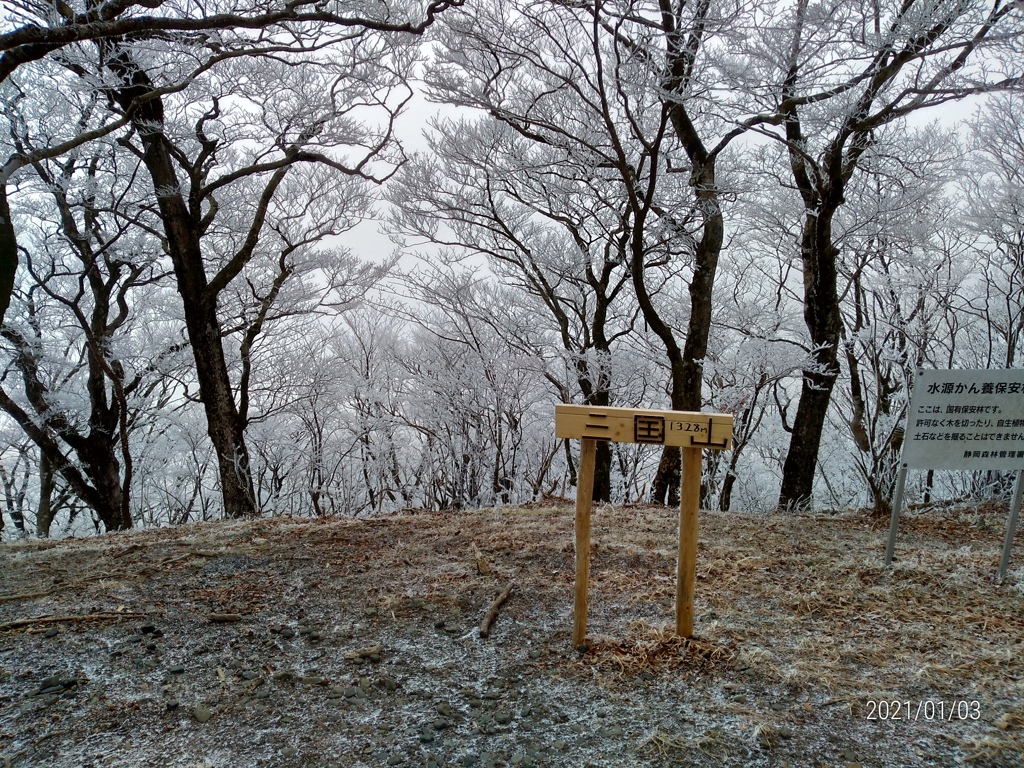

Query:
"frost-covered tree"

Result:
[[961, 94, 1024, 370], [734, 0, 1024, 509], [0, 128, 170, 531], [396, 268, 560, 509], [1, 0, 458, 520], [0, 0, 459, 325], [831, 126, 968, 515], [421, 0, 765, 504], [388, 116, 640, 501]]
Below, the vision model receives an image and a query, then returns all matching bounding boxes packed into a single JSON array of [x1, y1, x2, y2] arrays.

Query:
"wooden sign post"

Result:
[[555, 405, 733, 645]]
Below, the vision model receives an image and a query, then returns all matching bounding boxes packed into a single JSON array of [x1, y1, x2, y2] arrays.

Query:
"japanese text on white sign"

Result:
[[902, 369, 1024, 471]]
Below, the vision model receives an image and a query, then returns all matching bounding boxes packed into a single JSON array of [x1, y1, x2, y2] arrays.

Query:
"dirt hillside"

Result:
[[1, 503, 1022, 767]]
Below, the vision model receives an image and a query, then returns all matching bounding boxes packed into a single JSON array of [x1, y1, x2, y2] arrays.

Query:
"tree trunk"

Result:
[[82, 285, 132, 531], [580, 384, 613, 502], [647, 103, 724, 506], [645, 241, 714, 505], [593, 440, 612, 503], [648, 201, 720, 506], [564, 438, 577, 491], [79, 437, 131, 531], [36, 452, 55, 537], [868, 474, 891, 519], [778, 207, 843, 510], [778, 373, 836, 508], [9, 469, 26, 534], [180, 289, 257, 518], [107, 49, 256, 518], [0, 185, 16, 327], [719, 470, 736, 512], [652, 447, 681, 506]]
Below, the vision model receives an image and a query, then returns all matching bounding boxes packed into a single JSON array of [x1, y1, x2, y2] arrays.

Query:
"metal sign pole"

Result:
[[884, 464, 909, 566], [998, 469, 1024, 582]]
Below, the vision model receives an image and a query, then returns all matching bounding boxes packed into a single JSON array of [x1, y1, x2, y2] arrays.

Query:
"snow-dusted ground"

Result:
[[1, 504, 1022, 767]]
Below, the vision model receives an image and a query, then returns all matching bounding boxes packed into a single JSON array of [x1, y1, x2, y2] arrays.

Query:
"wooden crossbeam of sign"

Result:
[[555, 405, 733, 449], [555, 405, 733, 647]]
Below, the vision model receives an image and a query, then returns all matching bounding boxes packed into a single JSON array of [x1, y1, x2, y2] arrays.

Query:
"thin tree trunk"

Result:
[[652, 447, 681, 506], [0, 467, 7, 539], [593, 440, 612, 503], [581, 385, 613, 503], [719, 471, 736, 512], [564, 438, 577, 492], [9, 459, 27, 533]]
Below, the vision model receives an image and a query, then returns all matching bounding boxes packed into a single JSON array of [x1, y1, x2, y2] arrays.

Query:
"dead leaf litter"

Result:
[[0, 504, 1022, 767]]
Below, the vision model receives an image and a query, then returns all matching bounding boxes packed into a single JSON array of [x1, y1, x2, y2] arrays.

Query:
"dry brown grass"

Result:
[[2, 502, 1023, 766], [573, 619, 737, 681]]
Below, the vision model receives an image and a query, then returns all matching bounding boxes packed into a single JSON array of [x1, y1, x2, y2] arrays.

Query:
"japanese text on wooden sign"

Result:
[[901, 369, 1024, 471]]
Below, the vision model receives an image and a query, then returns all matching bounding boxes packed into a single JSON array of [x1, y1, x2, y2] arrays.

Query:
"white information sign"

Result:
[[901, 368, 1024, 471]]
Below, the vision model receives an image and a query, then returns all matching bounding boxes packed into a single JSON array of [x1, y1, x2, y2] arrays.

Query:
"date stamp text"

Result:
[[866, 700, 981, 722]]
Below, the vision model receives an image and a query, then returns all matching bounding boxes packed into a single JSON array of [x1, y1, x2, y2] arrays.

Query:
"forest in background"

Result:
[[1, 0, 1023, 537]]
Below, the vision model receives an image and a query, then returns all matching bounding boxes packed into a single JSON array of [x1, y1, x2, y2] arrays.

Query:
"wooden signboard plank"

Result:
[[555, 405, 733, 449]]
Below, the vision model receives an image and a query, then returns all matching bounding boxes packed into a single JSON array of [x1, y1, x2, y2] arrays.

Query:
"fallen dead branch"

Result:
[[0, 589, 54, 604], [479, 581, 514, 638], [157, 553, 193, 567], [638, 728, 690, 759], [0, 612, 146, 631], [112, 544, 144, 559]]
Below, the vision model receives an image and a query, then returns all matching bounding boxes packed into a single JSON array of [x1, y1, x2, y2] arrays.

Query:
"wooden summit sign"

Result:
[[555, 405, 733, 645]]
